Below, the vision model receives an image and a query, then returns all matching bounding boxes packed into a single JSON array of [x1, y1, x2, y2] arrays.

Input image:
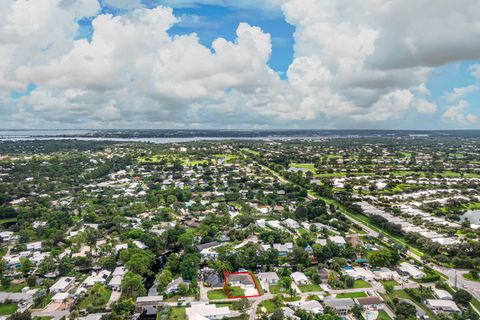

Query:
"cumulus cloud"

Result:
[[444, 85, 478, 103], [1, 0, 480, 128], [469, 64, 480, 78], [443, 100, 477, 124]]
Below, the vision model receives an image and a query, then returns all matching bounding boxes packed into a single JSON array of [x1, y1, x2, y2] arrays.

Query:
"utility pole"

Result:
[[455, 270, 457, 289]]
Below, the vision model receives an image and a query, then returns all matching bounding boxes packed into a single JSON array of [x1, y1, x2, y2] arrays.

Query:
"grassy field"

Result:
[[253, 275, 265, 295], [0, 282, 26, 292], [78, 286, 112, 309], [168, 307, 186, 320], [0, 303, 18, 315], [378, 309, 392, 320], [269, 285, 285, 295], [260, 300, 279, 313], [353, 279, 371, 288], [289, 163, 316, 173], [464, 273, 480, 282], [227, 286, 245, 297], [336, 292, 367, 298], [207, 289, 228, 300], [380, 280, 399, 287], [298, 284, 322, 293]]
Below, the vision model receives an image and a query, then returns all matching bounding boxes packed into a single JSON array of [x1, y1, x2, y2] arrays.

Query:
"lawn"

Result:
[[298, 284, 322, 293], [463, 274, 480, 282], [290, 163, 316, 173], [227, 286, 245, 297], [78, 285, 112, 309], [380, 280, 399, 287], [377, 309, 392, 320], [253, 275, 265, 295], [336, 292, 367, 298], [353, 280, 371, 288], [269, 285, 285, 295], [33, 317, 54, 320], [207, 289, 228, 300], [261, 300, 279, 313], [0, 303, 18, 315], [0, 282, 26, 292], [168, 307, 186, 320]]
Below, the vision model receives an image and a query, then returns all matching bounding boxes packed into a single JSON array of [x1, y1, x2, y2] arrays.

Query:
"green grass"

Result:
[[388, 290, 438, 320], [169, 307, 186, 320], [353, 280, 371, 288], [253, 275, 265, 295], [380, 280, 399, 287], [0, 282, 26, 292], [227, 286, 245, 297], [464, 274, 480, 282], [207, 289, 228, 300], [290, 163, 316, 173], [261, 300, 279, 313], [0, 303, 18, 315], [78, 286, 112, 309], [33, 317, 54, 320], [298, 284, 322, 293], [336, 292, 367, 298], [0, 218, 17, 225], [269, 285, 285, 294], [378, 309, 392, 320]]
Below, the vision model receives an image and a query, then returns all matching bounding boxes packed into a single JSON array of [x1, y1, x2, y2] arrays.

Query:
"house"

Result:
[[283, 218, 300, 229], [26, 241, 42, 251], [83, 270, 111, 287], [344, 267, 375, 281], [204, 274, 223, 289], [51, 292, 70, 303], [108, 267, 126, 291], [166, 277, 188, 294], [288, 300, 323, 314], [257, 272, 280, 285], [373, 268, 401, 281], [227, 273, 255, 288], [282, 307, 301, 320], [330, 236, 346, 247], [273, 243, 293, 256], [318, 268, 330, 282], [433, 288, 453, 300], [291, 272, 309, 286], [114, 243, 128, 254], [355, 296, 383, 309], [50, 277, 76, 293], [426, 299, 460, 313], [346, 234, 363, 248], [323, 297, 355, 315], [398, 262, 426, 279], [185, 303, 231, 320]]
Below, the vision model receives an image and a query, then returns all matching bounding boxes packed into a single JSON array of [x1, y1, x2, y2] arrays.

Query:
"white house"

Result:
[[291, 272, 309, 286], [398, 262, 426, 279], [186, 304, 231, 320], [50, 277, 76, 293], [26, 241, 42, 251], [426, 299, 460, 313]]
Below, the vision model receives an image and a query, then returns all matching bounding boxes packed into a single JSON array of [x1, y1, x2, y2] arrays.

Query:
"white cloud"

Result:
[[415, 99, 438, 114], [442, 100, 477, 124], [469, 64, 480, 78], [2, 0, 480, 128], [444, 85, 478, 103]]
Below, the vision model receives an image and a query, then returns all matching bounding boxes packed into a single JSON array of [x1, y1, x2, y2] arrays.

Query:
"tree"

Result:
[[453, 289, 472, 305], [6, 311, 32, 320], [19, 259, 33, 276], [121, 272, 146, 298], [395, 301, 417, 320], [156, 269, 173, 292], [233, 298, 250, 315], [270, 308, 284, 320]]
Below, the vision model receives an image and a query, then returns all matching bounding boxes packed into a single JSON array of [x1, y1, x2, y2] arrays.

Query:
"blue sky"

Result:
[[2, 0, 480, 129]]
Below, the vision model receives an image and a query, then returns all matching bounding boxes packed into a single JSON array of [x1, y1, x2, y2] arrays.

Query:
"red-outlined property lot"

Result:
[[223, 271, 262, 299]]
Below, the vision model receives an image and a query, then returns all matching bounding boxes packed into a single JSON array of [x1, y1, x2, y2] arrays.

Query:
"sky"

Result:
[[1, 0, 480, 130]]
